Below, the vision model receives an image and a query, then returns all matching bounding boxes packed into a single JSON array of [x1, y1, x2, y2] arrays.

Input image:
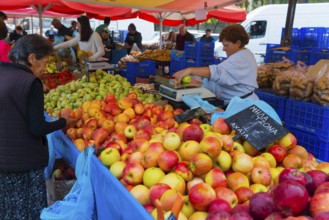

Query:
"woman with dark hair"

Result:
[[174, 24, 259, 106], [0, 34, 75, 219], [54, 15, 104, 61], [124, 23, 142, 54], [0, 20, 11, 62]]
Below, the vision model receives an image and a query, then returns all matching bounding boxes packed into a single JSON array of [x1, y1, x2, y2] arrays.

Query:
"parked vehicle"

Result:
[[214, 3, 329, 63]]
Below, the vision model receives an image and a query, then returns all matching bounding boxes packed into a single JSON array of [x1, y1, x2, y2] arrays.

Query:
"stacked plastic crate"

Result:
[[284, 99, 329, 161], [184, 41, 215, 68], [122, 60, 156, 84], [265, 27, 329, 65]]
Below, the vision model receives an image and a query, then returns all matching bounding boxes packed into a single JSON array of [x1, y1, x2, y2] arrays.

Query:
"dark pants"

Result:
[[0, 168, 47, 220]]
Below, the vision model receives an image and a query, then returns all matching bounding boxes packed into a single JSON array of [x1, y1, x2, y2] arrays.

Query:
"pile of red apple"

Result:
[[62, 93, 329, 220]]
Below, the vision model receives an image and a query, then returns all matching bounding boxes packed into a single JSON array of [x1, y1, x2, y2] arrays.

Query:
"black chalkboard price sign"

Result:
[[224, 104, 289, 150]]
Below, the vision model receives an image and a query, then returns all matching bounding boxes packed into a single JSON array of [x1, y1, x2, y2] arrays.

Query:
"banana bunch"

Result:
[[77, 50, 93, 63]]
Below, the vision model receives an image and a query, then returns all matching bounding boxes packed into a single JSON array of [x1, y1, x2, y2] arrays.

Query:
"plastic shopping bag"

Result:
[[41, 147, 96, 220], [210, 96, 282, 125], [182, 94, 217, 113]]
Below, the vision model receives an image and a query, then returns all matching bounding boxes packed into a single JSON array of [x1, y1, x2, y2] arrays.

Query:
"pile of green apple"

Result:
[[44, 69, 161, 116]]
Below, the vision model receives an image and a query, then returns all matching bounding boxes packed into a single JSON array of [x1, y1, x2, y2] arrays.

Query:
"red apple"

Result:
[[277, 133, 297, 150], [66, 128, 77, 140], [227, 172, 250, 192], [92, 128, 109, 147], [189, 153, 213, 176], [188, 118, 203, 125], [205, 168, 227, 189], [211, 117, 231, 134], [143, 203, 155, 214], [134, 129, 151, 140], [149, 183, 171, 206], [250, 166, 272, 186], [264, 212, 284, 220], [187, 177, 204, 192], [141, 149, 160, 169], [188, 182, 216, 211], [267, 144, 287, 163], [82, 127, 94, 140], [306, 170, 329, 189], [231, 204, 250, 214], [309, 192, 329, 217], [220, 134, 234, 152], [109, 133, 127, 143], [278, 168, 307, 185], [208, 198, 232, 213], [127, 151, 143, 165], [158, 150, 179, 172], [182, 124, 204, 142], [235, 187, 254, 204], [147, 142, 165, 154], [249, 192, 276, 220], [86, 118, 98, 130], [215, 187, 238, 208], [105, 141, 122, 154], [273, 180, 309, 217], [122, 163, 145, 186], [206, 211, 231, 220], [314, 182, 329, 195], [230, 212, 253, 220], [174, 161, 193, 182], [104, 93, 116, 104], [127, 138, 149, 152], [200, 136, 222, 160], [303, 172, 316, 196], [314, 212, 329, 220]]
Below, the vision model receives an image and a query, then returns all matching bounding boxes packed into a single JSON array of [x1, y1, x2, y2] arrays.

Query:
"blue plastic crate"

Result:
[[127, 60, 156, 77], [284, 98, 329, 140], [281, 28, 301, 47], [287, 127, 329, 162], [265, 48, 295, 63], [294, 48, 312, 65], [254, 89, 287, 120], [266, 44, 280, 52], [300, 27, 326, 47], [199, 42, 215, 58], [310, 48, 329, 65], [185, 58, 200, 68], [120, 69, 135, 84], [170, 56, 186, 75], [184, 41, 200, 59], [321, 28, 329, 48]]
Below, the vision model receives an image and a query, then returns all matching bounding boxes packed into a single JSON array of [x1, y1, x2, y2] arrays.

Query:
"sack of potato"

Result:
[[311, 60, 329, 105], [289, 61, 312, 101], [257, 64, 274, 88]]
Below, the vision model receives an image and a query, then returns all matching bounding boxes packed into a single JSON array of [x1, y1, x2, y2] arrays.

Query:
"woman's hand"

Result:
[[173, 68, 191, 83]]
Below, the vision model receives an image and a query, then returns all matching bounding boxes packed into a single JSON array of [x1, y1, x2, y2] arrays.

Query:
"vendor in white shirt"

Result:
[[174, 24, 259, 106], [54, 16, 105, 61]]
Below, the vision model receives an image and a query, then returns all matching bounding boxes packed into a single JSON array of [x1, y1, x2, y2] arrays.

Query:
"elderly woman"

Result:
[[0, 34, 75, 219], [174, 24, 259, 106], [55, 15, 105, 61]]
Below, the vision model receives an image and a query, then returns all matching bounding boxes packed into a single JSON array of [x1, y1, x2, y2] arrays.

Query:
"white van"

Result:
[[214, 3, 329, 63]]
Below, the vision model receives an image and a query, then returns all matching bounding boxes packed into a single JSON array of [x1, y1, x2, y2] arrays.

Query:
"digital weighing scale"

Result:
[[155, 75, 216, 102]]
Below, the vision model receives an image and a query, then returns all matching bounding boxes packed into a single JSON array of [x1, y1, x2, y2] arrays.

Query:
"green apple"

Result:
[[100, 148, 121, 167], [181, 75, 192, 84], [109, 161, 126, 179], [143, 167, 166, 188], [215, 150, 232, 172]]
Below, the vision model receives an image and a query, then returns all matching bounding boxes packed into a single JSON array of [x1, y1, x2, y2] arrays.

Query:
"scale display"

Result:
[[159, 85, 177, 100]]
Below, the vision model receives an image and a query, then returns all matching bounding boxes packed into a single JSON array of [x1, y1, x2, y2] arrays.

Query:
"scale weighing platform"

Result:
[[155, 75, 215, 102]]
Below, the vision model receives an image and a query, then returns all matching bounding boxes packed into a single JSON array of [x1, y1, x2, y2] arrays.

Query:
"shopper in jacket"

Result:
[[0, 20, 11, 62], [174, 24, 259, 106], [175, 24, 195, 51], [8, 25, 24, 45], [124, 23, 142, 54], [0, 34, 75, 219], [95, 17, 111, 36], [200, 29, 215, 43], [101, 29, 115, 62], [54, 16, 105, 61]]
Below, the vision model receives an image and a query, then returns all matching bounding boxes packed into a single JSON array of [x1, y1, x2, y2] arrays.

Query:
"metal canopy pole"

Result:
[[281, 0, 298, 47]]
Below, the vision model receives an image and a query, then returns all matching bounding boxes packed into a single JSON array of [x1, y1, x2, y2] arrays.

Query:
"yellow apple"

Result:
[[215, 150, 232, 172], [109, 161, 126, 179], [143, 167, 166, 188], [261, 152, 277, 168]]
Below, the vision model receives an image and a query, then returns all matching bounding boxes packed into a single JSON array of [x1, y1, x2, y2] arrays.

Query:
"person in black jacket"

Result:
[[0, 34, 75, 219], [124, 23, 142, 54], [200, 29, 215, 43], [8, 25, 24, 44], [101, 29, 115, 62], [175, 24, 195, 51]]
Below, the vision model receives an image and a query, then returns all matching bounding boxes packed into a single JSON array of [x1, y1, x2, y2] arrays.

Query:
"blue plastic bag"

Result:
[[182, 94, 217, 113], [41, 147, 96, 220], [210, 96, 282, 125], [44, 112, 56, 180]]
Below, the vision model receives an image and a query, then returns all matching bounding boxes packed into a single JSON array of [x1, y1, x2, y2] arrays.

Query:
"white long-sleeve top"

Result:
[[207, 48, 259, 105], [54, 32, 105, 61]]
